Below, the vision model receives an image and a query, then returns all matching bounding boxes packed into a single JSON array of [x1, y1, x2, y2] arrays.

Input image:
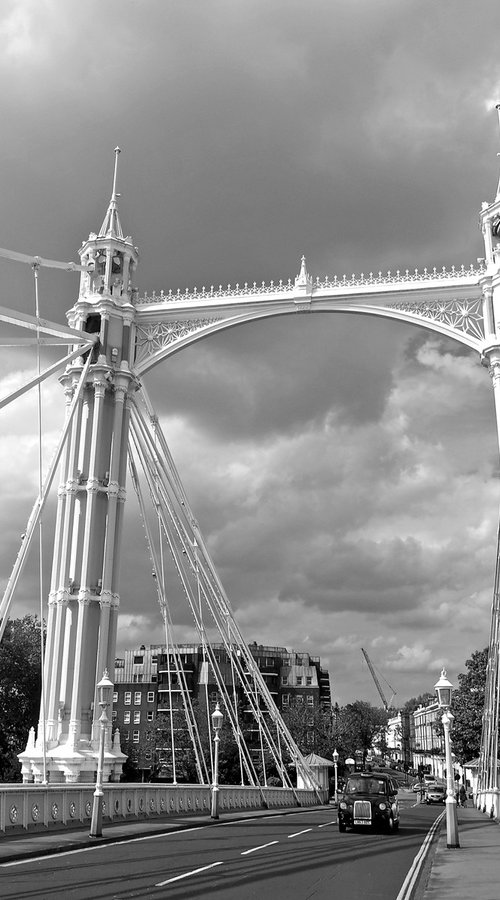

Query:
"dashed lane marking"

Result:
[[288, 829, 313, 838], [156, 861, 223, 887], [241, 841, 279, 855]]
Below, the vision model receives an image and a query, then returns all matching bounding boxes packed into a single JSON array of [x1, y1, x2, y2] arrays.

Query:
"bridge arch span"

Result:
[[134, 284, 485, 376]]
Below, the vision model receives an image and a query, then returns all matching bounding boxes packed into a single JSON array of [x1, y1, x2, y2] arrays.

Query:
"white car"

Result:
[[426, 784, 446, 804]]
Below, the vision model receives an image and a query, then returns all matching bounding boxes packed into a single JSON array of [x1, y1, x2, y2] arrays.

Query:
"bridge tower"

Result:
[[19, 150, 138, 782], [475, 105, 500, 816]]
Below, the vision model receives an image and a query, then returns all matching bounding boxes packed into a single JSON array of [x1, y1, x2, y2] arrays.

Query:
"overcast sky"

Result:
[[1, 0, 500, 705]]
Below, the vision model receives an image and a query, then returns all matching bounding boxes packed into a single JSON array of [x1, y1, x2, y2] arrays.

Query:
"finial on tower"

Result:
[[98, 147, 124, 240], [295, 253, 313, 290], [495, 104, 500, 201], [112, 147, 121, 200]]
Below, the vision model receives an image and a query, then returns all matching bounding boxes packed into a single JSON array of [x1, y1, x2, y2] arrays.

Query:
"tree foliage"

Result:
[[0, 616, 44, 782], [402, 693, 434, 714], [282, 704, 333, 759], [450, 648, 488, 764], [334, 701, 388, 766]]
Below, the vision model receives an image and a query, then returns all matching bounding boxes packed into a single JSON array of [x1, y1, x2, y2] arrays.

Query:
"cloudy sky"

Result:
[[1, 0, 500, 705]]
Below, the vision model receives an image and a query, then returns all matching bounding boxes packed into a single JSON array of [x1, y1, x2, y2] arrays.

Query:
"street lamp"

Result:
[[90, 669, 113, 838], [434, 668, 460, 849], [211, 701, 224, 819], [332, 748, 339, 805]]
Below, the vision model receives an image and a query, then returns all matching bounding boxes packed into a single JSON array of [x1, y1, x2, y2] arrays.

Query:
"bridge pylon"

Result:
[[19, 150, 138, 782]]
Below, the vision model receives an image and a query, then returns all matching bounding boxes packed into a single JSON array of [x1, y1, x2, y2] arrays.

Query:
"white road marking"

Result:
[[288, 828, 312, 838], [0, 808, 322, 868], [0, 824, 208, 867], [395, 811, 445, 900], [241, 840, 279, 855], [318, 820, 337, 827], [156, 861, 223, 886]]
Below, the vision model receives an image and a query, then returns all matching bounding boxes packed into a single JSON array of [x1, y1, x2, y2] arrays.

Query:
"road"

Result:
[[0, 801, 442, 900]]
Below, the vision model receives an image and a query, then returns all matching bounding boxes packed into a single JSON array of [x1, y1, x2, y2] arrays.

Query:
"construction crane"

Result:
[[361, 648, 397, 711]]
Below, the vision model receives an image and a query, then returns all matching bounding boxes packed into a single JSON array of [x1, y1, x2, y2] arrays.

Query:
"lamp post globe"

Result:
[[434, 669, 460, 849], [332, 748, 339, 805], [89, 669, 113, 838], [211, 701, 223, 820]]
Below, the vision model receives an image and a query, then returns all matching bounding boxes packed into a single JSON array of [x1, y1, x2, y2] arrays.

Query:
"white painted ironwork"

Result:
[[1, 126, 500, 812]]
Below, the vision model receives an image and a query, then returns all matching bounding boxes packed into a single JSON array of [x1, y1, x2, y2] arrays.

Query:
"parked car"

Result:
[[338, 773, 400, 833], [425, 784, 446, 804]]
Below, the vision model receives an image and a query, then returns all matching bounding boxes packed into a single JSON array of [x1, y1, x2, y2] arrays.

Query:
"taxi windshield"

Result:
[[346, 777, 387, 794]]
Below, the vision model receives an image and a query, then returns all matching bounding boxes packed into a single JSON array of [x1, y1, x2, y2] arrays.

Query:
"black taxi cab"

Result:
[[338, 772, 400, 833]]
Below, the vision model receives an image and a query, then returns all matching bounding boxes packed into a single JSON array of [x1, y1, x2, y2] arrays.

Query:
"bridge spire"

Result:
[[294, 254, 313, 292], [99, 147, 124, 240], [495, 105, 500, 202]]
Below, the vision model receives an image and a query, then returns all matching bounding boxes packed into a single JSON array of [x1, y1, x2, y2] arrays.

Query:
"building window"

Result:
[[134, 654, 144, 665], [282, 694, 290, 707], [147, 691, 155, 703], [307, 695, 314, 706], [306, 677, 312, 686], [151, 674, 157, 682], [134, 711, 141, 724], [113, 691, 118, 704], [124, 711, 130, 724], [145, 750, 152, 761], [112, 710, 117, 721], [133, 730, 140, 743], [124, 730, 130, 740], [296, 695, 304, 705], [134, 691, 141, 705], [147, 711, 154, 722], [124, 691, 131, 705], [296, 676, 303, 686], [281, 676, 288, 685]]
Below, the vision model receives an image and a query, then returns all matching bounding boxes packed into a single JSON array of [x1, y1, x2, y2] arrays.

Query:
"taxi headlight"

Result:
[[339, 801, 347, 810], [378, 802, 387, 811]]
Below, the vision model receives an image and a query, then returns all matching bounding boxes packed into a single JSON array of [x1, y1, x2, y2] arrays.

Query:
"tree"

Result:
[[402, 693, 434, 714], [0, 616, 44, 782], [335, 701, 388, 766], [450, 648, 488, 764], [282, 704, 334, 759]]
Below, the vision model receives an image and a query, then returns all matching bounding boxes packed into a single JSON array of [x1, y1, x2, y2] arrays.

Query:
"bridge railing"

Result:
[[0, 783, 326, 835]]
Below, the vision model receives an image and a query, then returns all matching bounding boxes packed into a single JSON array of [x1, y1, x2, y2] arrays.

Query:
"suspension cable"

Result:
[[33, 262, 47, 785]]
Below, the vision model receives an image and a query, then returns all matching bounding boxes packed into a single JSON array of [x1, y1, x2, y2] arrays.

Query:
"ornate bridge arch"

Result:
[[133, 261, 486, 374], [2, 143, 500, 819]]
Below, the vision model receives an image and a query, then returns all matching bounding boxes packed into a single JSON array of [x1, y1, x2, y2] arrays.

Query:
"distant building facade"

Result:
[[113, 642, 331, 779]]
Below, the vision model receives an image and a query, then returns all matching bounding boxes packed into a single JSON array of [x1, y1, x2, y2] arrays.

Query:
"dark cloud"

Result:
[[1, 0, 500, 703]]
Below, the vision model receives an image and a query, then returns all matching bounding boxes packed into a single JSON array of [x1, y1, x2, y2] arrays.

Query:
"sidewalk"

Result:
[[422, 806, 500, 900]]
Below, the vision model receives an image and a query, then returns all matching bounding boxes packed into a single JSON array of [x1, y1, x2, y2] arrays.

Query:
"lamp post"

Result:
[[434, 668, 460, 849], [211, 701, 223, 820], [332, 748, 339, 805], [90, 669, 113, 838]]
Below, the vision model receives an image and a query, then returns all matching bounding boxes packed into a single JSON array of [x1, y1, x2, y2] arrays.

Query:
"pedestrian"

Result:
[[459, 784, 467, 807]]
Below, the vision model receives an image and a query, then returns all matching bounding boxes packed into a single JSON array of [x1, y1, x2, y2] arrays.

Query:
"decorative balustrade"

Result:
[[136, 263, 484, 306], [0, 783, 323, 834]]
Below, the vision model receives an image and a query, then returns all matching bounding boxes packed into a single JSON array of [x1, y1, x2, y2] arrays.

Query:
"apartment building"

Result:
[[113, 641, 331, 779]]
